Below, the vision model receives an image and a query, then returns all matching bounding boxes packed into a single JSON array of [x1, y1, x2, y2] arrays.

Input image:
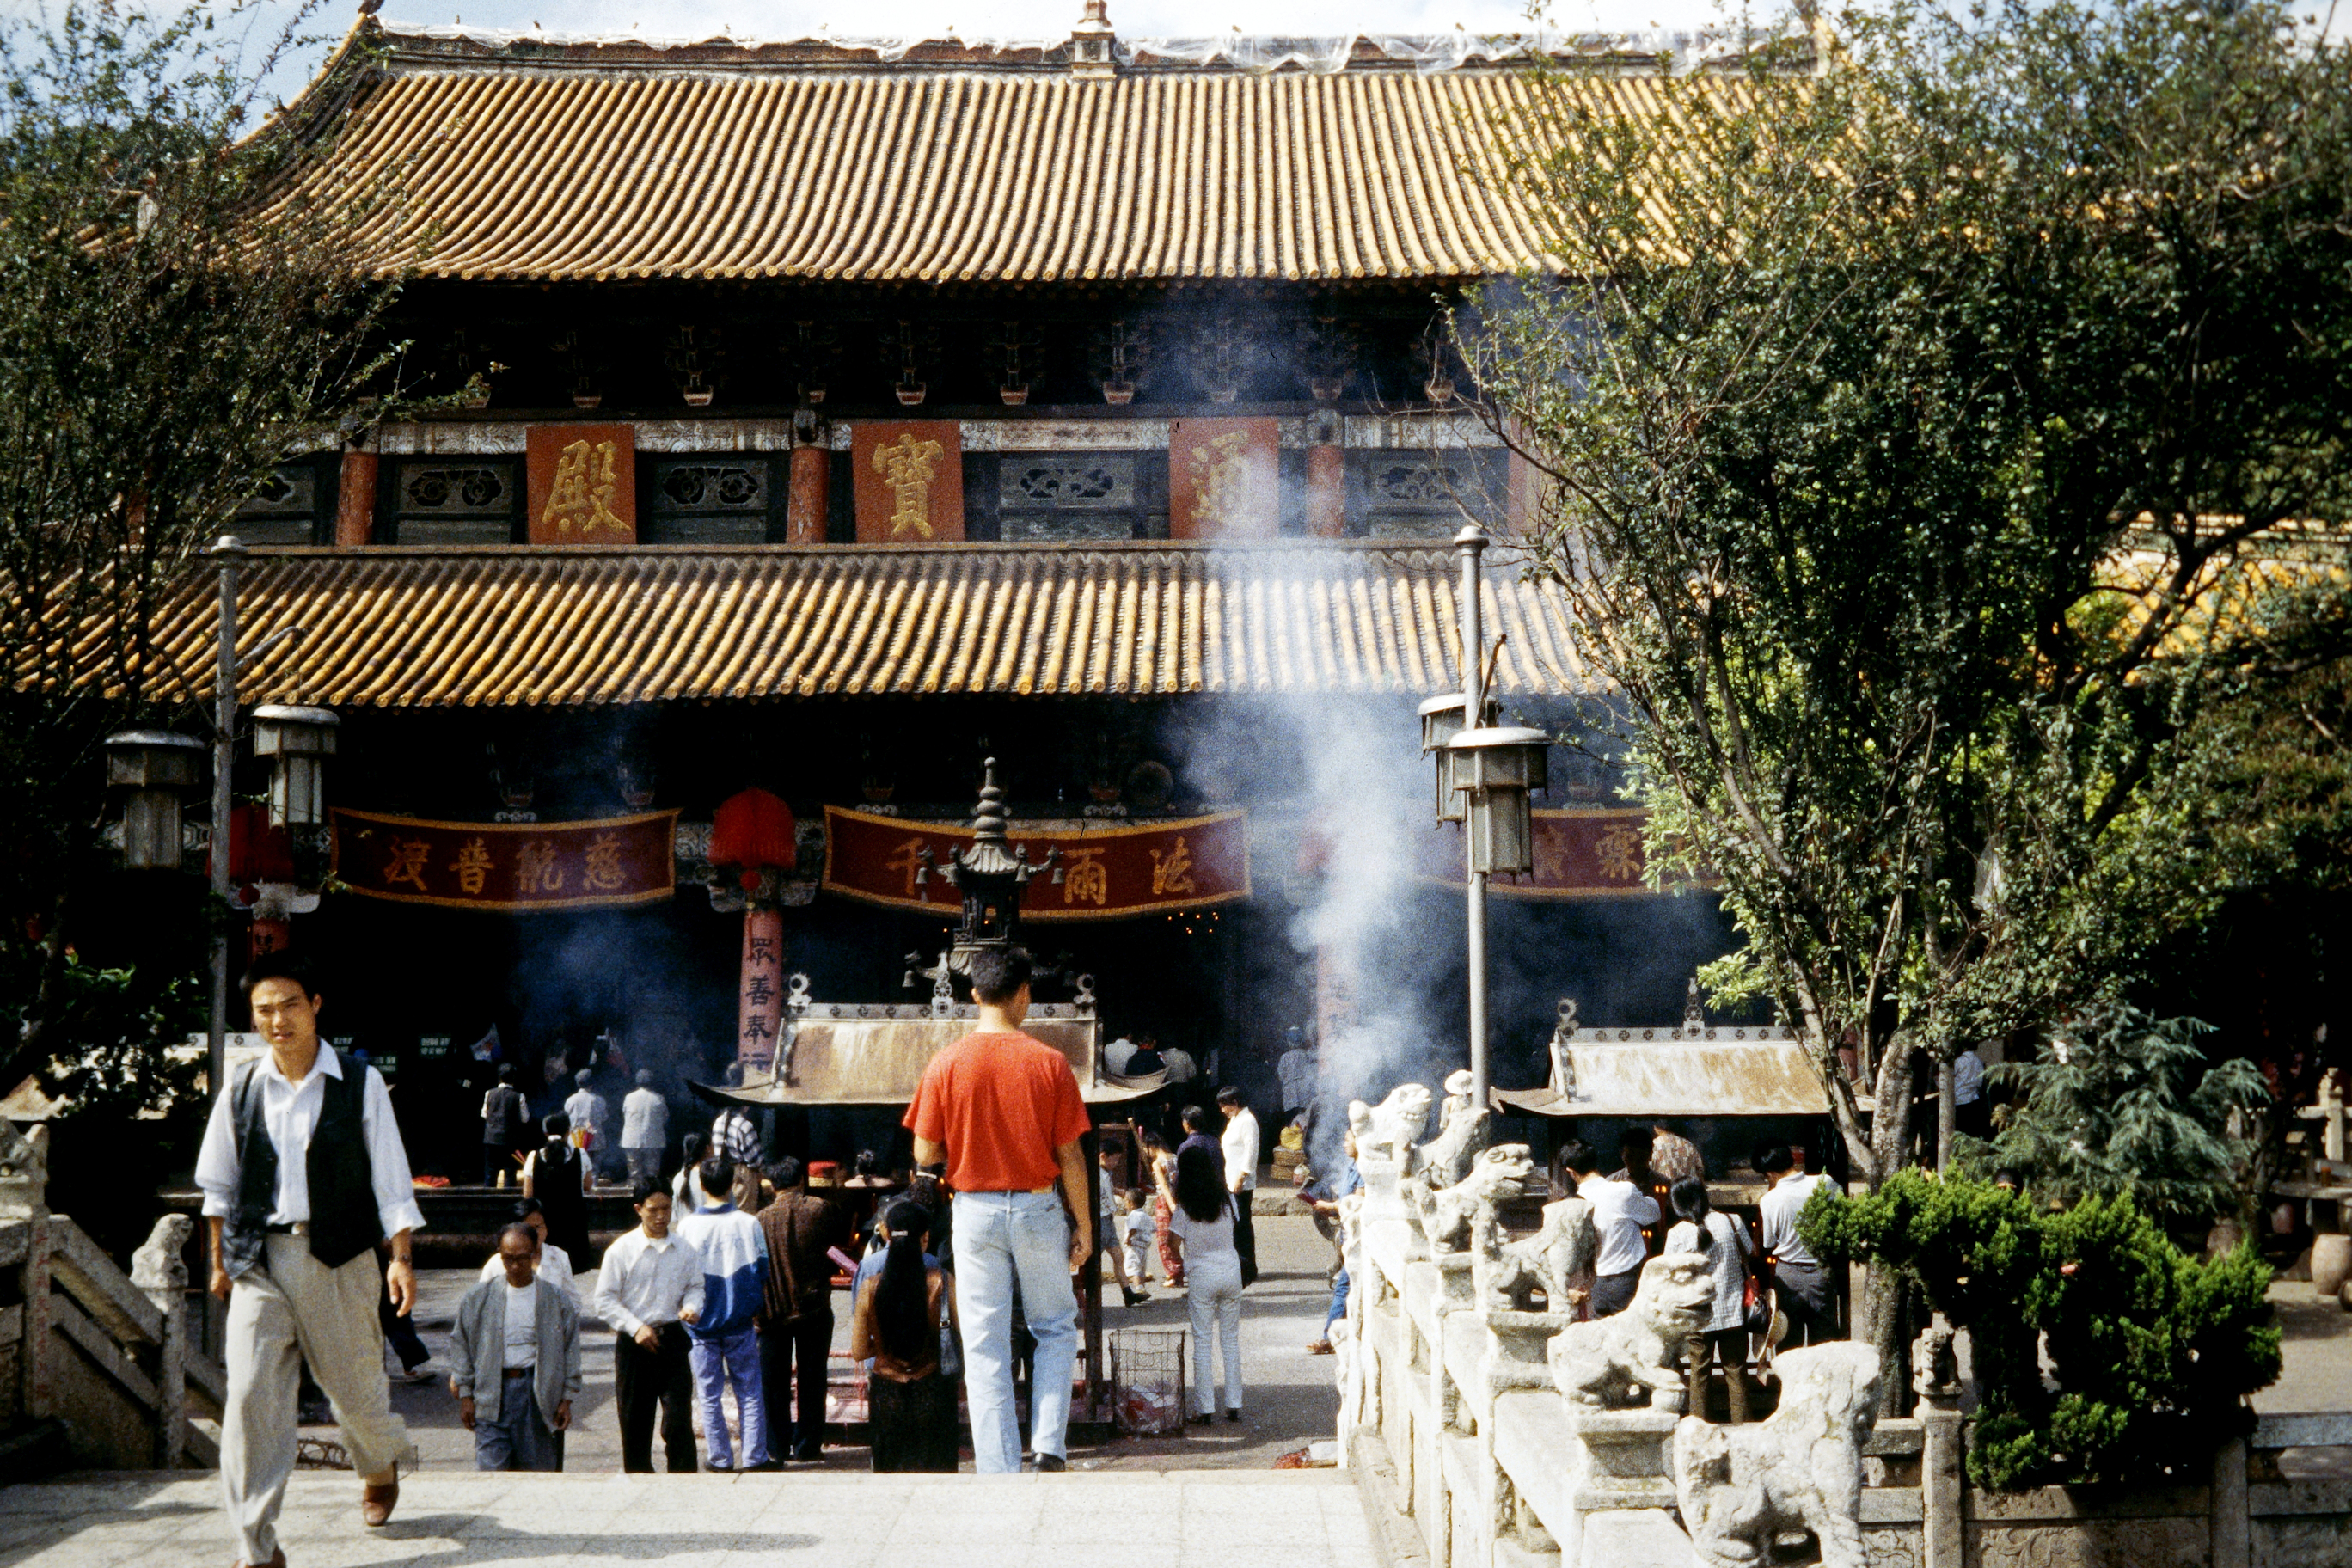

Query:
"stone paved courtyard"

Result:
[[0, 1469, 1375, 1568]]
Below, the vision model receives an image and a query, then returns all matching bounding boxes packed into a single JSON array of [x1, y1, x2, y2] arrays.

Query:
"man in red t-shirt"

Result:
[[904, 946, 1093, 1473]]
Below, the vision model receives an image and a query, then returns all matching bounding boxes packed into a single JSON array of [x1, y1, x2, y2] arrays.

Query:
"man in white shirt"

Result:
[[195, 952, 423, 1563], [1216, 1087, 1260, 1281], [1757, 1144, 1839, 1345], [1562, 1137, 1660, 1318], [620, 1071, 670, 1185], [476, 1198, 578, 1303], [1159, 1043, 1198, 1084], [1102, 1034, 1141, 1075], [596, 1180, 706, 1473], [448, 1224, 581, 1471]]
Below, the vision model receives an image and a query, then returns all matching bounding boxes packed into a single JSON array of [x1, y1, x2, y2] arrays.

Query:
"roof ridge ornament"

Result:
[[1069, 0, 1115, 79]]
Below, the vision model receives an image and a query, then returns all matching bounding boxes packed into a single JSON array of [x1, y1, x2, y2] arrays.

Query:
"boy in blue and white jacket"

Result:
[[673, 1155, 773, 1470]]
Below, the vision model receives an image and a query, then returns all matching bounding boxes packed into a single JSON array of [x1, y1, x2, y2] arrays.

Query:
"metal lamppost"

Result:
[[1435, 525, 1550, 1112], [208, 536, 247, 1103]]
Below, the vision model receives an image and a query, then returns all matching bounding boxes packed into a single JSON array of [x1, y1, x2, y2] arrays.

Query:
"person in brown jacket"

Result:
[[756, 1156, 849, 1462]]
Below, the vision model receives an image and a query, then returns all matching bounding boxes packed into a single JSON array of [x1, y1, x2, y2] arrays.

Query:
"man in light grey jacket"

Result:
[[447, 1223, 583, 1471]]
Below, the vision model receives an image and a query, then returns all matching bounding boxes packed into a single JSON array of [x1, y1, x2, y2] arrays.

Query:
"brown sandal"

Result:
[[360, 1479, 399, 1528]]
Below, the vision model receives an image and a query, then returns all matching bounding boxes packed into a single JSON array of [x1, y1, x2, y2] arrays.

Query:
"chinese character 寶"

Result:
[[872, 432, 945, 538], [1187, 431, 1252, 530]]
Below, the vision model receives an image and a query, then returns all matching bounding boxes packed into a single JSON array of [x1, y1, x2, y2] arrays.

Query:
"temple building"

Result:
[[152, 12, 1779, 1170]]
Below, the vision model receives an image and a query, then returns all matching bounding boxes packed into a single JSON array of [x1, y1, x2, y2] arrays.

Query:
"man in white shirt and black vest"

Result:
[[194, 950, 425, 1568]]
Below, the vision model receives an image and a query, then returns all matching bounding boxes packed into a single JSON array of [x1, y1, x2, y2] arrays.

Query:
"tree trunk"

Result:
[[1860, 1043, 1919, 1418], [1936, 1054, 1957, 1173]]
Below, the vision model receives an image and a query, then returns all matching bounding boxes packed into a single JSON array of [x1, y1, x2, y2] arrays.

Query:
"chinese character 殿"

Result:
[[1187, 430, 1251, 530], [541, 438, 625, 536], [873, 432, 945, 539]]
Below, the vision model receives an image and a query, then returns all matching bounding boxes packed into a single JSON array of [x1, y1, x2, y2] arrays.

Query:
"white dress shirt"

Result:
[[1580, 1174, 1662, 1277], [1158, 1047, 1197, 1083], [194, 1047, 426, 1240], [481, 1242, 578, 1302], [621, 1087, 669, 1149], [594, 1228, 706, 1336], [1221, 1107, 1260, 1192], [1101, 1037, 1139, 1075], [1760, 1172, 1830, 1265], [503, 1278, 541, 1369]]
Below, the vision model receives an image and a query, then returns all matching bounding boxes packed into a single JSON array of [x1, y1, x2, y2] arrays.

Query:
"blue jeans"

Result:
[[475, 1370, 561, 1471], [1324, 1268, 1350, 1337], [688, 1324, 769, 1468], [953, 1191, 1078, 1473]]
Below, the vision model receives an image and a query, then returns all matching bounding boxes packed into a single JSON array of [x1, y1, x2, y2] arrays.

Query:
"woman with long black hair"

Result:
[[1157, 1142, 1245, 1424], [1663, 1174, 1752, 1422], [849, 1199, 961, 1472], [522, 1112, 591, 1263]]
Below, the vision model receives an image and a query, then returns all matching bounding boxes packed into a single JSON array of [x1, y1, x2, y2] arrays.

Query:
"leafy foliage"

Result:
[[1988, 1008, 2268, 1228], [1466, 0, 2352, 1216], [0, 2, 407, 1093], [1803, 1169, 2279, 1488]]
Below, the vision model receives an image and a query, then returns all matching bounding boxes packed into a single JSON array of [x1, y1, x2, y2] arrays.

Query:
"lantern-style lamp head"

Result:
[[105, 729, 205, 869], [251, 706, 339, 827], [1418, 694, 1499, 822], [1442, 725, 1551, 874]]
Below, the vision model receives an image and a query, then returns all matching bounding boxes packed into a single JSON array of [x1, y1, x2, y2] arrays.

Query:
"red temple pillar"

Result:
[[1306, 442, 1345, 538], [787, 444, 829, 544]]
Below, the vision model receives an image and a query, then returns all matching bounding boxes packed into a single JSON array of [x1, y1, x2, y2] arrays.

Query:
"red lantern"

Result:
[[219, 802, 297, 885], [710, 788, 796, 880]]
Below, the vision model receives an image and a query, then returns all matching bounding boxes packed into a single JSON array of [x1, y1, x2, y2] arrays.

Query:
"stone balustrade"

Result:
[[1329, 1081, 2348, 1568]]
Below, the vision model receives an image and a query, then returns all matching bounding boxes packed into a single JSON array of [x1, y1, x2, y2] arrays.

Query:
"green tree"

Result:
[[1466, 0, 2352, 1375], [0, 3, 407, 1099], [1805, 1170, 2280, 1487], [1984, 1009, 2268, 1232]]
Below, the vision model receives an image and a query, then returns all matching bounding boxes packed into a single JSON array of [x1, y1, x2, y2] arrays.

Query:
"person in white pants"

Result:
[[1160, 1142, 1246, 1423]]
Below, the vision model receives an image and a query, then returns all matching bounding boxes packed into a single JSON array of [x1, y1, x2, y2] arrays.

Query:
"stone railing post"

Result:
[[130, 1214, 194, 1469], [1, 1118, 54, 1431], [2210, 1434, 2250, 1568], [1920, 1402, 1964, 1568]]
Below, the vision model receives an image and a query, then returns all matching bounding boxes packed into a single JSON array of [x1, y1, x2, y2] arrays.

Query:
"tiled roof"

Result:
[[128, 542, 1593, 706], [266, 27, 1710, 283]]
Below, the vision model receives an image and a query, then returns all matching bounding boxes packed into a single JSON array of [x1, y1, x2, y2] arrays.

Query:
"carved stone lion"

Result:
[[0, 1118, 48, 1216], [1419, 1143, 1533, 1253], [1547, 1253, 1714, 1408], [1911, 1318, 1960, 1400], [1349, 1083, 1434, 1167], [1413, 1101, 1492, 1191], [130, 1213, 194, 1293], [1473, 1193, 1596, 1315], [1673, 1342, 1885, 1568]]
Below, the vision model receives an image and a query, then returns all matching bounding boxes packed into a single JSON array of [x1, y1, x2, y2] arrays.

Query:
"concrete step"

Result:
[[0, 1468, 1375, 1568]]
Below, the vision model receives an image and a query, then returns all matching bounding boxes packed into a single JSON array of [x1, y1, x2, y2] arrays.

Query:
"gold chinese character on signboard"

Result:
[[383, 837, 431, 891], [1596, 823, 1643, 882], [872, 432, 946, 538], [1063, 848, 1108, 907], [540, 438, 625, 536], [1149, 836, 1197, 897], [449, 837, 493, 896], [582, 831, 626, 891], [515, 839, 567, 895], [885, 836, 929, 898], [1186, 431, 1251, 530]]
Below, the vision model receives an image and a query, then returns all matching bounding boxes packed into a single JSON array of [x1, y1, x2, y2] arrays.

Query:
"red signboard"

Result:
[[822, 805, 1249, 921], [526, 424, 637, 544], [331, 808, 677, 911], [1416, 808, 1700, 898], [852, 421, 965, 543], [1168, 417, 1279, 539]]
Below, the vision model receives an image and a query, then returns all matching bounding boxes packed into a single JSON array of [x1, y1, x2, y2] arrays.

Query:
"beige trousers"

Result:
[[221, 1233, 414, 1565]]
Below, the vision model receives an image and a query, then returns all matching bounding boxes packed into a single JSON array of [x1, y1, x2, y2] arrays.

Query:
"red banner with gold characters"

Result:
[[526, 424, 637, 544], [1416, 808, 1699, 899], [822, 805, 1249, 920], [331, 808, 677, 911]]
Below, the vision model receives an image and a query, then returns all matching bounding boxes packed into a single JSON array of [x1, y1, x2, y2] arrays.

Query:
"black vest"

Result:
[[223, 1050, 382, 1277]]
